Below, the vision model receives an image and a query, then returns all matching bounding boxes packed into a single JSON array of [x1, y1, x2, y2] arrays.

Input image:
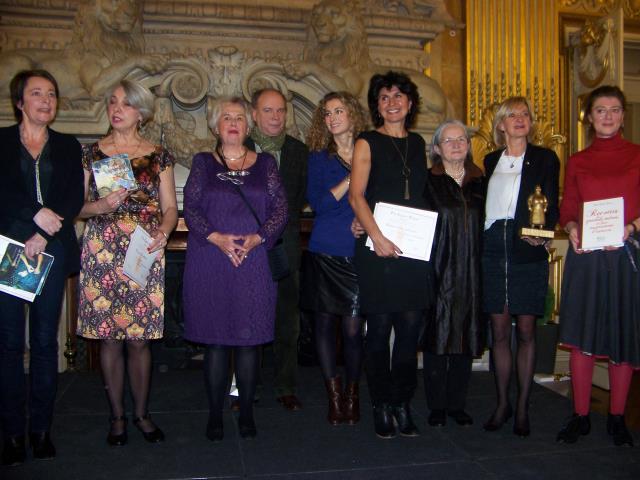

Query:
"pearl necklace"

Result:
[[444, 165, 465, 186]]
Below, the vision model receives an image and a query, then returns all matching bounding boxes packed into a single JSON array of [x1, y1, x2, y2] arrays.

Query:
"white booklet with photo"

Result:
[[91, 153, 137, 198], [0, 234, 54, 302], [123, 226, 157, 287], [365, 202, 438, 261]]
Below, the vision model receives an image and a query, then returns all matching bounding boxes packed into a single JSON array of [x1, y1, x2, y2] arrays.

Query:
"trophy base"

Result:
[[520, 227, 555, 239]]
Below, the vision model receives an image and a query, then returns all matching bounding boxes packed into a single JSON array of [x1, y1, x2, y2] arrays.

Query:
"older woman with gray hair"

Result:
[[77, 79, 178, 446], [421, 120, 486, 428], [183, 96, 288, 441]]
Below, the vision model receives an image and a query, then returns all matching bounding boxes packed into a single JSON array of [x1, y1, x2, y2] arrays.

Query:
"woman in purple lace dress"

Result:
[[183, 96, 288, 441]]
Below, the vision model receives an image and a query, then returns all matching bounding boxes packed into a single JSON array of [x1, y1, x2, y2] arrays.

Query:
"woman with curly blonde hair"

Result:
[[301, 91, 368, 425]]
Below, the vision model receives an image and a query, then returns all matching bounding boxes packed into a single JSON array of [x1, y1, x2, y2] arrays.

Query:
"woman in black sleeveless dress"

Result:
[[349, 71, 434, 439]]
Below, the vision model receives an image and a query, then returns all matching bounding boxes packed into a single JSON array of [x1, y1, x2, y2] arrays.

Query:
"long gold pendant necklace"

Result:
[[384, 127, 411, 200]]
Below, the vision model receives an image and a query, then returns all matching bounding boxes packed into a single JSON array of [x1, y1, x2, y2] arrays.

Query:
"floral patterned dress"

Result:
[[77, 143, 174, 340]]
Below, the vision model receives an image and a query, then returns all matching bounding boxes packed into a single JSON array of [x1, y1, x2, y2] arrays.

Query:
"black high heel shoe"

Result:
[[483, 404, 513, 432], [513, 411, 530, 437], [133, 414, 165, 443], [107, 416, 128, 446]]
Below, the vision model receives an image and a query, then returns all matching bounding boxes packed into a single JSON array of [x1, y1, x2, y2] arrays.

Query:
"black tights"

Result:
[[100, 339, 157, 433], [365, 310, 423, 405], [489, 307, 536, 422], [204, 345, 259, 427], [314, 312, 363, 383]]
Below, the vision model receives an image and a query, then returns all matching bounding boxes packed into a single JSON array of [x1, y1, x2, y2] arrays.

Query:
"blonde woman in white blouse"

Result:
[[481, 96, 559, 438]]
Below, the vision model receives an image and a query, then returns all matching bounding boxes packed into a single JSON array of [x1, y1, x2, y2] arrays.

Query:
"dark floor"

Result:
[[2, 360, 639, 480]]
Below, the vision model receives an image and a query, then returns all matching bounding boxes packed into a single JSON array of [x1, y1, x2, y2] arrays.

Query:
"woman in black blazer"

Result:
[[0, 70, 84, 466], [481, 97, 559, 437]]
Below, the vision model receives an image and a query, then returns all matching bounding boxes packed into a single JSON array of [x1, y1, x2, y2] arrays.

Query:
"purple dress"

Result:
[[183, 152, 288, 346]]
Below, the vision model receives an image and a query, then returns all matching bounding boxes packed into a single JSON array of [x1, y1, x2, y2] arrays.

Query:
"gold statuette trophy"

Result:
[[520, 185, 555, 239]]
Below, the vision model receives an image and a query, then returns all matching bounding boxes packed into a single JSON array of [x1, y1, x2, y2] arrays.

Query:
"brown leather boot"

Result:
[[343, 381, 360, 425], [325, 376, 343, 425]]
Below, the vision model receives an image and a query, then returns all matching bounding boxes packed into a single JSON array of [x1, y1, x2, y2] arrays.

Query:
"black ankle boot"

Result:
[[607, 414, 634, 447], [238, 417, 257, 439], [556, 413, 591, 444], [373, 404, 396, 439], [206, 417, 224, 442], [392, 403, 420, 437], [2, 436, 26, 467], [29, 432, 55, 460]]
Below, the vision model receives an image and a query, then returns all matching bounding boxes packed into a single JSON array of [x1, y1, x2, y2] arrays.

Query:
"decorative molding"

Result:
[[559, 0, 639, 19]]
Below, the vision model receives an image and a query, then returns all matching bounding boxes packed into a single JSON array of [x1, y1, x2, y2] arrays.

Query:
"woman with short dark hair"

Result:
[[349, 71, 434, 439], [0, 69, 84, 466]]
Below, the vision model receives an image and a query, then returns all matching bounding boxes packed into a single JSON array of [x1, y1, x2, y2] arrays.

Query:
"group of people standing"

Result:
[[1, 67, 638, 468]]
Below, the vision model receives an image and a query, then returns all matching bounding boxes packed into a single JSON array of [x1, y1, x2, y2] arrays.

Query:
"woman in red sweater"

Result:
[[557, 85, 640, 447]]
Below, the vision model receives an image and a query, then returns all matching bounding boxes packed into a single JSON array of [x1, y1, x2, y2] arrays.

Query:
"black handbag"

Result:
[[232, 183, 290, 281]]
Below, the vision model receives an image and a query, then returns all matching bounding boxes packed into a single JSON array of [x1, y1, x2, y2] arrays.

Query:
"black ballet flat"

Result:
[[483, 404, 513, 432], [133, 414, 165, 443], [107, 416, 128, 447]]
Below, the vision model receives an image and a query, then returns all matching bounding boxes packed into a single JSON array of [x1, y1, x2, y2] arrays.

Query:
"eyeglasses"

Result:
[[440, 136, 468, 146], [592, 106, 623, 117]]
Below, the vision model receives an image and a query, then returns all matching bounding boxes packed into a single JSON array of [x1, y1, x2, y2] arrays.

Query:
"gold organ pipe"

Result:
[[466, 0, 560, 135]]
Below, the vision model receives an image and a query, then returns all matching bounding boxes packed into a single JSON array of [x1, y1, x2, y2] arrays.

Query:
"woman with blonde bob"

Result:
[[301, 92, 368, 425], [481, 96, 559, 437], [77, 79, 178, 446]]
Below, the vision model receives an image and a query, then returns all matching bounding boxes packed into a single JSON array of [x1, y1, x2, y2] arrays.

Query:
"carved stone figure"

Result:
[[286, 0, 447, 118], [0, 0, 167, 106]]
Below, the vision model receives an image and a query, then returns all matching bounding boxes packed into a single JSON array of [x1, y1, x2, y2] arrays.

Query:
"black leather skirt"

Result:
[[300, 251, 360, 316]]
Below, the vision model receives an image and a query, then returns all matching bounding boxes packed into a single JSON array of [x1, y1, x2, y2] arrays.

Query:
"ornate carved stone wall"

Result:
[[0, 0, 460, 169]]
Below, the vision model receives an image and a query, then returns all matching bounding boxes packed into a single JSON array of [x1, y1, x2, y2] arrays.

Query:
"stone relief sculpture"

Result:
[[574, 17, 617, 88], [0, 0, 166, 106], [0, 0, 454, 164], [283, 0, 448, 122]]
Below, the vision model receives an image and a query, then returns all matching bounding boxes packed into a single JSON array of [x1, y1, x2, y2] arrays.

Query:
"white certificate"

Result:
[[365, 202, 438, 261], [123, 226, 157, 287], [580, 197, 624, 250]]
